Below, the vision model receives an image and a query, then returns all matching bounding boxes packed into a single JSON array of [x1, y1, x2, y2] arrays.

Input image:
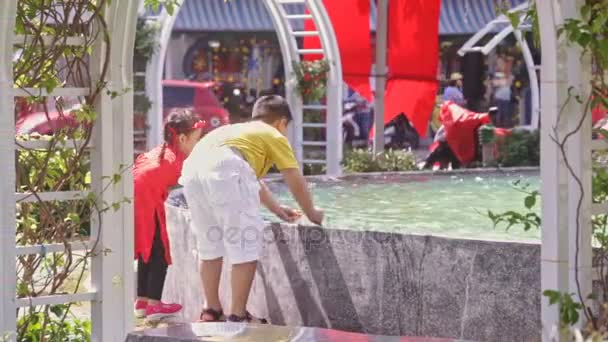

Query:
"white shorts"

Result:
[[181, 147, 264, 264]]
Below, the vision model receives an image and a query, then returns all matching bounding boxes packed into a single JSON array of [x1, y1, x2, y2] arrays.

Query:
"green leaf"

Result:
[[50, 305, 65, 318], [543, 290, 561, 305], [506, 12, 520, 29], [524, 195, 536, 209]]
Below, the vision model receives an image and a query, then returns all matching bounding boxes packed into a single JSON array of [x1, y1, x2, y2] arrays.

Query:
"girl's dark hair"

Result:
[[159, 109, 200, 161]]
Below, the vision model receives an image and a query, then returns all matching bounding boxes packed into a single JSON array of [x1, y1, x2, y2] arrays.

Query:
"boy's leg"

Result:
[[183, 180, 225, 316], [230, 261, 257, 316], [200, 257, 223, 316], [220, 182, 265, 318]]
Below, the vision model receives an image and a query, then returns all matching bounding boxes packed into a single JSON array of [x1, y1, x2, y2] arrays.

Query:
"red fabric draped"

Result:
[[384, 0, 441, 137], [439, 102, 491, 164], [303, 0, 373, 101]]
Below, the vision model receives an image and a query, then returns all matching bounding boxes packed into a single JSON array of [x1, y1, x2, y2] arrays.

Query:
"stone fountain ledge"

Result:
[[262, 166, 540, 183], [161, 199, 542, 342]]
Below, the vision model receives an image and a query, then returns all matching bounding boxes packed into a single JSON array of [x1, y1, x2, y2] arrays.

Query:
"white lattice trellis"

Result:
[[0, 1, 138, 341]]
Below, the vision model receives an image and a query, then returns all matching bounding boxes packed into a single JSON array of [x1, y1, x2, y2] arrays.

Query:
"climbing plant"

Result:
[[11, 0, 136, 340], [491, 0, 608, 338]]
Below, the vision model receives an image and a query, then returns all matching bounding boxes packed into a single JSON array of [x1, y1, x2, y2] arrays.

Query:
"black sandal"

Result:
[[199, 308, 225, 322], [226, 311, 268, 324]]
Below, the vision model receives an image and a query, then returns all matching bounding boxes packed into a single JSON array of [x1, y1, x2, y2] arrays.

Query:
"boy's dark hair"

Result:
[[251, 95, 293, 124]]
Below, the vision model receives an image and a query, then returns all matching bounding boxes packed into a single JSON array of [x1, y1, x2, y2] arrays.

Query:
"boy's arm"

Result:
[[280, 168, 324, 225], [259, 180, 282, 215], [259, 180, 301, 222]]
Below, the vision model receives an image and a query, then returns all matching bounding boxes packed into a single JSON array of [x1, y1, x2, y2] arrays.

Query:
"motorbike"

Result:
[[342, 99, 420, 149]]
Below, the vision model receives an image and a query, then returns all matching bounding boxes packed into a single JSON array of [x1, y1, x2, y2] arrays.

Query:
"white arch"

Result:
[[141, 0, 186, 149], [142, 0, 343, 176], [458, 2, 540, 130]]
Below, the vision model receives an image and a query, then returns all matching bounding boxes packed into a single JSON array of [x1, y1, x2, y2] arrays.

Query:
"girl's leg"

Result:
[[145, 220, 168, 305], [135, 257, 150, 318], [137, 256, 149, 301]]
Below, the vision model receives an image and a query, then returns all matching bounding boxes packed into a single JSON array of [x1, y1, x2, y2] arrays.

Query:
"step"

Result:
[[302, 123, 326, 128], [298, 49, 324, 55], [11, 87, 90, 97], [13, 35, 85, 47], [302, 141, 326, 147], [292, 31, 319, 37], [302, 159, 326, 165], [284, 14, 313, 20], [302, 104, 327, 110]]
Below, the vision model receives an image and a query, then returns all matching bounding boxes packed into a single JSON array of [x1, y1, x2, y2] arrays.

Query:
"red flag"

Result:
[[303, 0, 373, 101], [384, 0, 441, 137]]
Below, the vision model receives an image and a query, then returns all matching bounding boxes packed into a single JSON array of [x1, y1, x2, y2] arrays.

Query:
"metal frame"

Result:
[[142, 0, 186, 149], [457, 2, 540, 131], [144, 0, 344, 175], [0, 1, 18, 338], [0, 1, 138, 341], [537, 0, 594, 340]]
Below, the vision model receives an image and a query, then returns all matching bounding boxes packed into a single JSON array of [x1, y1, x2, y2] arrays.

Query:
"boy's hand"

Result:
[[275, 205, 302, 223], [307, 208, 324, 226]]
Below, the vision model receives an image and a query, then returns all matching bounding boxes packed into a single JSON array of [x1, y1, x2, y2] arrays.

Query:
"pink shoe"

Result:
[[134, 300, 147, 319], [145, 302, 182, 320]]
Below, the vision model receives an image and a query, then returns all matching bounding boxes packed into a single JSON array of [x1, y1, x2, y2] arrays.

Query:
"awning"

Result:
[[170, 0, 527, 35], [370, 0, 527, 35], [172, 0, 304, 32]]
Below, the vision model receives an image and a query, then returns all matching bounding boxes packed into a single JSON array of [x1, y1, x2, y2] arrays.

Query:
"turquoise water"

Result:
[[265, 172, 541, 242]]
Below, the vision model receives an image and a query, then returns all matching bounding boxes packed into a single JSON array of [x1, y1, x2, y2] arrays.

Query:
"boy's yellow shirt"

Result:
[[216, 121, 299, 178]]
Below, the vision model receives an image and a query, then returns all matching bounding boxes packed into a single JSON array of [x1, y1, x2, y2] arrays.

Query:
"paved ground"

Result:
[[126, 322, 464, 342]]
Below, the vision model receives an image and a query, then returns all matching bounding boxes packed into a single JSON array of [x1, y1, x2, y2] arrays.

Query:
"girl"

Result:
[[133, 109, 205, 320]]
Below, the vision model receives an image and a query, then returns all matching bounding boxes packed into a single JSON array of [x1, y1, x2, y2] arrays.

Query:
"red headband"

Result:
[[168, 120, 206, 145], [192, 120, 206, 130]]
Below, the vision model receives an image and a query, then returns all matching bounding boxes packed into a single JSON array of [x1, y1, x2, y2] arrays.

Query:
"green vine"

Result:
[[11, 1, 133, 340], [492, 0, 608, 336]]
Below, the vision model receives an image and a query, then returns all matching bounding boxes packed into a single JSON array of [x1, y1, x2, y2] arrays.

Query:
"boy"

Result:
[[180, 95, 324, 323]]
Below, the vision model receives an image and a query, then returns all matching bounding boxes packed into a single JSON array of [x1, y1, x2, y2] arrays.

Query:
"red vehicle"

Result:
[[162, 79, 230, 133], [15, 79, 230, 137], [15, 96, 80, 136]]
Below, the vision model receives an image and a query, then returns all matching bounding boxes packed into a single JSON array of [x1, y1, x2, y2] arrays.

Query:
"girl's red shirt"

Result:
[[133, 145, 184, 264]]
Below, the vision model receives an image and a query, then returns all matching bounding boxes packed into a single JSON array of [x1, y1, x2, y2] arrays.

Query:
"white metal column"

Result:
[[90, 1, 138, 341], [373, 0, 388, 155], [0, 1, 18, 339], [538, 0, 593, 340], [263, 0, 343, 176]]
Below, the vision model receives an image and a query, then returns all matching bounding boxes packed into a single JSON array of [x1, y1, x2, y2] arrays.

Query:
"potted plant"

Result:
[[292, 59, 330, 102]]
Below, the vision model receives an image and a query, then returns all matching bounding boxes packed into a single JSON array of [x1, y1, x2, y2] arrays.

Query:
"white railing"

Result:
[[263, 0, 343, 176]]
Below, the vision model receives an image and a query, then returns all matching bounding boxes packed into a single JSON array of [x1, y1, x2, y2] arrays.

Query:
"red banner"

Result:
[[303, 0, 373, 101], [384, 0, 441, 137]]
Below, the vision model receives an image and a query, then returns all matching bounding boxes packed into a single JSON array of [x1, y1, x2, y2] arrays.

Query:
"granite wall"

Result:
[[162, 202, 541, 342]]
